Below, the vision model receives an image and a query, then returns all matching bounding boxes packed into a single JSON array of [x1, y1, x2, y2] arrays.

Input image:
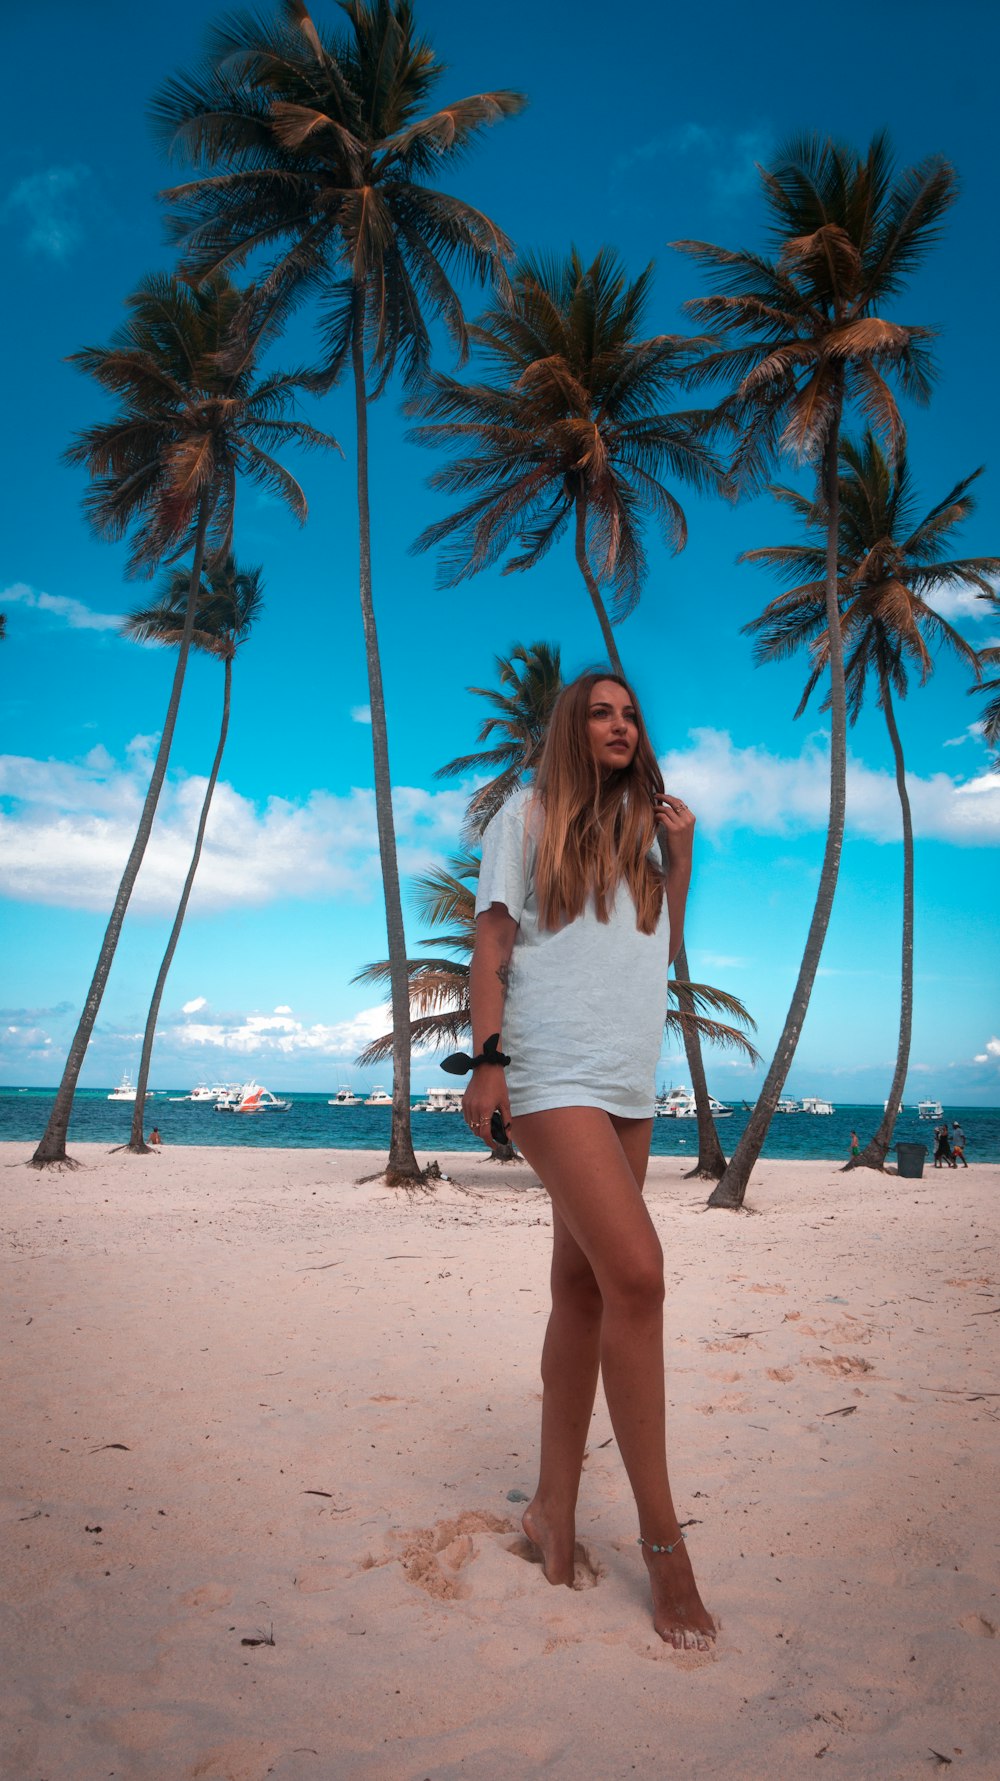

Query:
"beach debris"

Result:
[[18, 1509, 44, 1522], [89, 1442, 130, 1452], [506, 1489, 529, 1502], [928, 1752, 953, 1766], [304, 1489, 333, 1497], [84, 1524, 102, 1533], [240, 1623, 275, 1647], [822, 1405, 857, 1417]]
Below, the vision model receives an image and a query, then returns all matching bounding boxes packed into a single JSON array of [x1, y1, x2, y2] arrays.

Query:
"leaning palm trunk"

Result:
[[577, 525, 727, 1174], [848, 673, 913, 1169], [351, 299, 420, 1181], [710, 406, 848, 1209], [127, 652, 233, 1151], [673, 942, 728, 1179], [32, 498, 212, 1166]]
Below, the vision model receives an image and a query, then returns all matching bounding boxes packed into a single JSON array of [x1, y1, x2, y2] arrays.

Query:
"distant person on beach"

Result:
[[459, 671, 714, 1650], [933, 1122, 954, 1168], [148, 1126, 161, 1146], [951, 1121, 967, 1167], [850, 1130, 860, 1159]]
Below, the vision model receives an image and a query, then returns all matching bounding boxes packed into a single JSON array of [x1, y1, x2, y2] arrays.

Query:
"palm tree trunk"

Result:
[[849, 670, 913, 1170], [351, 291, 421, 1182], [31, 496, 213, 1166], [127, 652, 234, 1152], [673, 942, 728, 1179], [574, 491, 624, 675], [709, 401, 848, 1210]]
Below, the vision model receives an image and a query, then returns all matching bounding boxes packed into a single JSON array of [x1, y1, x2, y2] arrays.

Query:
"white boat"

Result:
[[215, 1081, 291, 1114], [364, 1085, 393, 1107], [655, 1085, 695, 1117], [775, 1096, 801, 1113], [801, 1096, 834, 1115], [413, 1086, 464, 1113], [328, 1085, 363, 1106], [918, 1098, 943, 1120], [108, 1073, 149, 1103]]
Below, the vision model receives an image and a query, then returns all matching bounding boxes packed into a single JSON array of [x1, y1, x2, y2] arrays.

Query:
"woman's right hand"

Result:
[[463, 1065, 512, 1146]]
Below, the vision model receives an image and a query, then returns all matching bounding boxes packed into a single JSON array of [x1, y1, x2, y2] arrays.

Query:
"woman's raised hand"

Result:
[[654, 792, 695, 855]]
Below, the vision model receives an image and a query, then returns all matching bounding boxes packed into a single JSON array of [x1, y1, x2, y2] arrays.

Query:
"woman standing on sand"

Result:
[[459, 671, 715, 1649]]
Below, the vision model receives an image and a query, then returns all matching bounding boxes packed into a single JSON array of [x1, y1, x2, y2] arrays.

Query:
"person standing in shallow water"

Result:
[[460, 671, 715, 1650]]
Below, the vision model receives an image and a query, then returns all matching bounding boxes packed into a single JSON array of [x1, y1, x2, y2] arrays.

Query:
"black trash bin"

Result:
[[896, 1141, 927, 1179]]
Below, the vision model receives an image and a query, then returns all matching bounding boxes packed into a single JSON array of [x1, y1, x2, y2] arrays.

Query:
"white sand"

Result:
[[2, 1142, 998, 1780]]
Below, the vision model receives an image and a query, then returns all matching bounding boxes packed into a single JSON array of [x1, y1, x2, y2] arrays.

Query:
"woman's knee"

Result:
[[602, 1241, 665, 1317]]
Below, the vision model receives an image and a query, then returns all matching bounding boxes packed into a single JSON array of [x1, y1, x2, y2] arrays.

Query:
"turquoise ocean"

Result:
[[2, 1087, 997, 1162]]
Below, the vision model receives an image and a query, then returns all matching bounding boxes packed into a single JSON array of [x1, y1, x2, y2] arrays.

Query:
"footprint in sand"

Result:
[[380, 1510, 512, 1601], [508, 1534, 603, 1590], [960, 1612, 998, 1638], [806, 1353, 874, 1377]]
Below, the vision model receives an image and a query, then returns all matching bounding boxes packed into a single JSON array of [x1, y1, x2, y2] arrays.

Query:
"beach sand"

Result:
[[2, 1141, 998, 1780]]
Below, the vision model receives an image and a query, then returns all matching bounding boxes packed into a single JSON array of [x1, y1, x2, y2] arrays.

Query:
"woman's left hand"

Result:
[[654, 792, 695, 857]]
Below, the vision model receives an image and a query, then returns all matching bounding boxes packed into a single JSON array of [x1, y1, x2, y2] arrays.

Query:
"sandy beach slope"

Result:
[[2, 1142, 998, 1780]]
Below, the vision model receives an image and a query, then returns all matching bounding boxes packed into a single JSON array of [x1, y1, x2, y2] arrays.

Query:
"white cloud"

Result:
[[614, 123, 772, 207], [922, 579, 998, 623], [942, 724, 985, 748], [973, 1036, 1000, 1065], [0, 744, 468, 915], [3, 165, 92, 257], [274, 1004, 293, 1014], [699, 953, 750, 970], [175, 1002, 390, 1058], [660, 728, 1000, 846], [2, 581, 123, 632], [351, 704, 372, 724], [182, 996, 207, 1015]]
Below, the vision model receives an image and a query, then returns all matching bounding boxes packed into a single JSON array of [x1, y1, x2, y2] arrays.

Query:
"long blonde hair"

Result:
[[531, 670, 664, 934]]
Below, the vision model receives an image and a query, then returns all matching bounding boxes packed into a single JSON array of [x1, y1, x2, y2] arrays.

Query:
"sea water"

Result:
[[2, 1088, 997, 1162]]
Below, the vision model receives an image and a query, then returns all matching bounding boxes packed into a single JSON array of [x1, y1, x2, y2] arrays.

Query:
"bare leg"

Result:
[[522, 1205, 603, 1583], [512, 1106, 715, 1648]]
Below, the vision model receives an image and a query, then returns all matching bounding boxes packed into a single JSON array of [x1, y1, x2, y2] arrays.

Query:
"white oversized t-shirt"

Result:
[[475, 789, 672, 1118]]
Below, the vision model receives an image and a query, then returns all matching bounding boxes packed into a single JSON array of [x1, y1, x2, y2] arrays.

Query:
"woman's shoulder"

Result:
[[482, 786, 537, 842]]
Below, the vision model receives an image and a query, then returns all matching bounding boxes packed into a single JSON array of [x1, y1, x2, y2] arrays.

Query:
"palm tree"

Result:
[[744, 432, 994, 1169], [355, 853, 759, 1078], [121, 556, 265, 1152], [974, 645, 1000, 753], [408, 245, 724, 671], [32, 273, 333, 1167], [153, 0, 524, 1184], [674, 131, 958, 1209], [409, 246, 731, 1175], [436, 641, 563, 837]]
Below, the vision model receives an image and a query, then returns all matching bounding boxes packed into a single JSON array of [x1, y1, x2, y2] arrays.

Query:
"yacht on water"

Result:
[[655, 1085, 733, 1118], [918, 1098, 944, 1120], [413, 1086, 464, 1114], [800, 1096, 835, 1115], [168, 1082, 240, 1103], [775, 1096, 801, 1113], [108, 1073, 149, 1103], [364, 1086, 393, 1107], [215, 1082, 291, 1114], [328, 1085, 363, 1106]]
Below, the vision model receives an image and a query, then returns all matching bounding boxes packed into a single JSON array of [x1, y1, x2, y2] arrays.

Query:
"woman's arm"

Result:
[[463, 902, 518, 1138], [654, 794, 696, 965]]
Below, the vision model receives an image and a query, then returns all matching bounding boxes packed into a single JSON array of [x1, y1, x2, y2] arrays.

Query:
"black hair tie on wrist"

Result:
[[440, 1032, 511, 1075]]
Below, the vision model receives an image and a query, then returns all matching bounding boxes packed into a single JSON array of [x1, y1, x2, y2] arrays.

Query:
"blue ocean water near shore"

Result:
[[2, 1088, 998, 1162]]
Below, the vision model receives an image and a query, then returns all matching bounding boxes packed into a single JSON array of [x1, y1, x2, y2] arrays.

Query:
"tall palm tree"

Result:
[[675, 130, 958, 1209], [409, 245, 731, 1174], [121, 556, 265, 1152], [408, 245, 723, 670], [153, 0, 524, 1184], [974, 644, 1000, 753], [744, 432, 993, 1169], [32, 273, 333, 1166]]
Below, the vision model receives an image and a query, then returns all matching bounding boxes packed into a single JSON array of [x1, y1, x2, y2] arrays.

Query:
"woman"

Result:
[[461, 671, 715, 1649]]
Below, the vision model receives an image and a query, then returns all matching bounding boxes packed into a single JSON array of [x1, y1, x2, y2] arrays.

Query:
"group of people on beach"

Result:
[[934, 1120, 968, 1168]]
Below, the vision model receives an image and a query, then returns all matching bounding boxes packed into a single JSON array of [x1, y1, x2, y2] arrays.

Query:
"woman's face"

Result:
[[586, 679, 639, 772]]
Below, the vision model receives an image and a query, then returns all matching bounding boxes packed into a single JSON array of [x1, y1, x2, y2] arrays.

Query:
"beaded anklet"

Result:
[[637, 1531, 687, 1555]]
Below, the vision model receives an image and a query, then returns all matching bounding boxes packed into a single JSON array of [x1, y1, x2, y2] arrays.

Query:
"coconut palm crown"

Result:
[[153, 0, 525, 389], [435, 640, 563, 838], [408, 246, 725, 664]]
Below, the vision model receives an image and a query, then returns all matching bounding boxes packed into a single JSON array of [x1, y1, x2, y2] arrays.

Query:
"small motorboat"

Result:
[[108, 1073, 148, 1102], [364, 1085, 392, 1107], [413, 1086, 464, 1113], [328, 1085, 363, 1106], [775, 1096, 801, 1113], [800, 1096, 834, 1115], [918, 1098, 943, 1120]]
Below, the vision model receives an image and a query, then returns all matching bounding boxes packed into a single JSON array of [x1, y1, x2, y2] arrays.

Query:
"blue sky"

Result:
[[2, 0, 998, 1103]]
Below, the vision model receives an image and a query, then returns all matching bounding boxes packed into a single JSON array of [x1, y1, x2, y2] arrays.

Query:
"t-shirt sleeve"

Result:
[[475, 794, 530, 922]]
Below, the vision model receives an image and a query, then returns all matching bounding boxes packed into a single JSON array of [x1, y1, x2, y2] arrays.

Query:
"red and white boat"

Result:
[[215, 1081, 291, 1114]]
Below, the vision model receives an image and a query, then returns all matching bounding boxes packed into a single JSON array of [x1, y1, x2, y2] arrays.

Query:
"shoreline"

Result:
[[3, 1146, 998, 1778]]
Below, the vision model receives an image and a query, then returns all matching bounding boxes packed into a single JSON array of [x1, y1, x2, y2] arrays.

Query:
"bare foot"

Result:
[[640, 1539, 717, 1649], [521, 1500, 577, 1586]]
